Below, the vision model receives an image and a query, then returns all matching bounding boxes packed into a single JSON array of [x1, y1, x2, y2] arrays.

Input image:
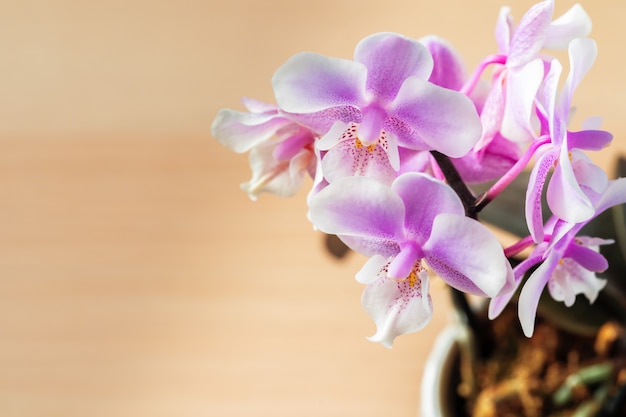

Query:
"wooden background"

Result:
[[1, 1, 625, 416]]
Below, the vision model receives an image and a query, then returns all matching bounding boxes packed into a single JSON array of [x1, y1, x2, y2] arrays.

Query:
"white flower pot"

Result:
[[420, 325, 463, 417]]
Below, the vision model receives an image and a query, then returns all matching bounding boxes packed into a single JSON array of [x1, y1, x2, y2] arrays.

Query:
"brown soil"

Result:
[[460, 307, 626, 417]]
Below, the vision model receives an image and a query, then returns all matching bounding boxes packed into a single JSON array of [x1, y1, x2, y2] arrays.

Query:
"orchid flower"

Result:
[[309, 173, 513, 347], [478, 0, 591, 146], [490, 177, 626, 337], [212, 98, 317, 200], [525, 38, 612, 242], [272, 32, 482, 185], [213, 1, 625, 349], [418, 36, 523, 184]]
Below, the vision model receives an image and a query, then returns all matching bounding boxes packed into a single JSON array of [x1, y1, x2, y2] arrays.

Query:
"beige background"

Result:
[[1, 1, 625, 416]]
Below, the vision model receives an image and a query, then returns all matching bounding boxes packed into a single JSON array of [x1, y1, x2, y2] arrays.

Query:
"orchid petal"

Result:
[[559, 38, 597, 117], [495, 6, 513, 54], [544, 4, 592, 49], [567, 129, 613, 151], [241, 142, 314, 200], [212, 108, 289, 153], [355, 32, 433, 102], [419, 35, 466, 91], [507, 0, 554, 67], [241, 97, 278, 113], [320, 138, 397, 185], [272, 52, 366, 133], [279, 107, 362, 135], [391, 173, 464, 243], [547, 146, 595, 223], [388, 242, 421, 279], [548, 218, 579, 250], [542, 59, 563, 142], [500, 59, 544, 142], [362, 263, 432, 348], [477, 70, 506, 149], [581, 117, 603, 130], [384, 131, 401, 171], [452, 133, 521, 184], [548, 258, 607, 306], [570, 151, 609, 198], [389, 77, 482, 157], [305, 145, 328, 214], [518, 251, 559, 337], [273, 52, 366, 113], [397, 148, 433, 176], [309, 176, 404, 257], [356, 255, 389, 284], [565, 242, 609, 272], [272, 126, 316, 161], [489, 253, 544, 319], [423, 214, 511, 297], [317, 121, 351, 151], [526, 148, 558, 242], [594, 177, 626, 214]]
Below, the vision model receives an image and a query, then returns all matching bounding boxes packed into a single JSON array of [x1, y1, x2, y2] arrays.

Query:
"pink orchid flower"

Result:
[[212, 98, 317, 200], [490, 177, 626, 337], [309, 173, 513, 347], [272, 32, 482, 185], [526, 38, 612, 242], [478, 0, 591, 146]]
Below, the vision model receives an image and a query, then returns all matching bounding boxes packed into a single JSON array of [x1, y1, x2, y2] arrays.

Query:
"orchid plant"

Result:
[[212, 0, 626, 354]]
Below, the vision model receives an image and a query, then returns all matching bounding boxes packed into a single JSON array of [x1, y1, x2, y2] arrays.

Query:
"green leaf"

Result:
[[473, 170, 543, 238]]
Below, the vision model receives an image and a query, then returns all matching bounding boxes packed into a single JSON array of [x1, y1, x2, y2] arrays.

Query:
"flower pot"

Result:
[[420, 325, 463, 417], [420, 310, 626, 417]]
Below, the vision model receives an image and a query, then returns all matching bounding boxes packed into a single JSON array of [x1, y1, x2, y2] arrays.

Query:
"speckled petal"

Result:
[[361, 260, 432, 348]]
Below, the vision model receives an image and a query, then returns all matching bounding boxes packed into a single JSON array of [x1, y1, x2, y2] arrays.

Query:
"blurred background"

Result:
[[1, 1, 625, 416]]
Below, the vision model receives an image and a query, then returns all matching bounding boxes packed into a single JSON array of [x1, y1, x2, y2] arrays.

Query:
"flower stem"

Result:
[[474, 136, 551, 212], [504, 235, 551, 258], [460, 54, 507, 97], [430, 151, 478, 219]]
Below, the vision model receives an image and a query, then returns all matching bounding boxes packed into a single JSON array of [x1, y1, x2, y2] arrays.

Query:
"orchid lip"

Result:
[[357, 105, 387, 146], [388, 241, 423, 279]]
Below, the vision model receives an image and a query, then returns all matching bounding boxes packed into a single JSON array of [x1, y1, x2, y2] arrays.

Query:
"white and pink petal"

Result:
[[391, 173, 464, 243], [389, 77, 482, 157], [423, 213, 512, 298], [518, 252, 560, 336], [507, 0, 554, 67], [212, 108, 291, 153], [419, 35, 466, 91], [273, 52, 367, 113], [241, 140, 315, 200], [309, 176, 405, 257], [547, 258, 607, 306], [500, 59, 544, 142], [361, 260, 432, 348], [355, 32, 433, 102], [544, 4, 592, 49]]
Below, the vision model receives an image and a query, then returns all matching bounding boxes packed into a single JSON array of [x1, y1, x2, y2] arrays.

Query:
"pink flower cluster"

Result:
[[212, 0, 626, 346]]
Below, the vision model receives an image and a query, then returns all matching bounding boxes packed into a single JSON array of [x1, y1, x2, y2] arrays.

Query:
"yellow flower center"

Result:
[[355, 137, 377, 152]]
